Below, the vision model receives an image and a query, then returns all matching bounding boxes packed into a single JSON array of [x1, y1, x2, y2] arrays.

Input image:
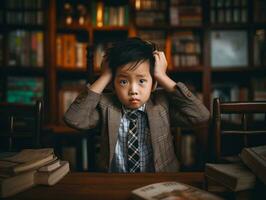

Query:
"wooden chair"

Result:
[[212, 98, 266, 162], [0, 100, 43, 152]]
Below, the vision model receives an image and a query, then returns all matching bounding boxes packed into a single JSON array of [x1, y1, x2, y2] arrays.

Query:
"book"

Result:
[[0, 148, 54, 175], [35, 161, 69, 186], [38, 158, 60, 172], [131, 181, 224, 200], [0, 170, 36, 198], [240, 145, 266, 185], [7, 76, 44, 105], [205, 163, 256, 192]]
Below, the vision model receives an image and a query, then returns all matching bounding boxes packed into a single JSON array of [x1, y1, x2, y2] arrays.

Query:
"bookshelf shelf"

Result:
[[56, 67, 87, 73], [169, 25, 203, 30], [57, 69, 88, 79], [211, 67, 250, 72], [169, 66, 203, 72], [208, 24, 249, 29], [212, 67, 266, 73], [135, 25, 169, 30], [0, 25, 45, 31], [93, 26, 129, 31], [57, 25, 90, 32], [252, 24, 266, 28], [0, 66, 45, 76]]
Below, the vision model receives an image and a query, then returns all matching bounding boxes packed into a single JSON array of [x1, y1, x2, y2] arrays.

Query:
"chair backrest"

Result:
[[0, 100, 43, 152], [212, 98, 266, 161]]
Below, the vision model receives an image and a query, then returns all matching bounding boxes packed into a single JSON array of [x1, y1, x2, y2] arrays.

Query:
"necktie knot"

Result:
[[127, 111, 138, 122]]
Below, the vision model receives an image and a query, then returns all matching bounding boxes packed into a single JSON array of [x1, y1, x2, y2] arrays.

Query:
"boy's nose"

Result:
[[129, 84, 138, 95], [129, 91, 138, 95]]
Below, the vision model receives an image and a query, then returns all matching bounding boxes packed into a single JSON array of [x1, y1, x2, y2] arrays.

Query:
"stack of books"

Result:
[[205, 145, 266, 198], [0, 148, 70, 198]]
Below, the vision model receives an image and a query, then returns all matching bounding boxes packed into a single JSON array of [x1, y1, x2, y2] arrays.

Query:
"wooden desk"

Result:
[[9, 172, 204, 200]]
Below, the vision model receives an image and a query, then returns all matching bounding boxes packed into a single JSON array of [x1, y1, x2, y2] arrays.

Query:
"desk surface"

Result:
[[9, 172, 204, 200]]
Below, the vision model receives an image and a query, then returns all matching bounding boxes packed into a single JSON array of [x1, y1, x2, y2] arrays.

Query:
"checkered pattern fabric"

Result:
[[127, 111, 140, 172]]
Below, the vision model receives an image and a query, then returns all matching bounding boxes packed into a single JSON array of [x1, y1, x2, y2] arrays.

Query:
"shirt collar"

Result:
[[122, 104, 146, 115]]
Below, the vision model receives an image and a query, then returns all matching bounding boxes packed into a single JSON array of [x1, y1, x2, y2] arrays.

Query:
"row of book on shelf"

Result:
[[59, 1, 129, 27], [135, 0, 202, 26], [169, 0, 202, 26], [91, 29, 266, 72], [1, 28, 266, 69], [6, 30, 44, 67], [2, 0, 266, 28], [210, 0, 247, 24], [171, 31, 201, 68], [134, 0, 265, 26], [1, 75, 266, 112], [5, 10, 44, 26], [4, 0, 43, 9], [56, 34, 87, 69], [211, 80, 266, 122], [1, 74, 266, 108], [92, 1, 129, 27], [0, 148, 70, 198]]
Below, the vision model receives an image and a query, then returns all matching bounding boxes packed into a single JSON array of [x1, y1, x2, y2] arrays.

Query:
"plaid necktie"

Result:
[[127, 111, 140, 172]]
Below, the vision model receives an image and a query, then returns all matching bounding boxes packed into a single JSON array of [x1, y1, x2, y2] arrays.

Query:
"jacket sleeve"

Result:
[[63, 85, 101, 130], [168, 82, 210, 127]]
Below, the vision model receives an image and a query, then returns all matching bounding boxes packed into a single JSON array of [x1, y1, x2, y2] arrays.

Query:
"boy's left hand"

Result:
[[153, 51, 168, 80]]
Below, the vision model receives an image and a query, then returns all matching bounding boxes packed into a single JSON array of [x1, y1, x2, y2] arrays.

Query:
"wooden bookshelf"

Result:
[[0, 0, 266, 171]]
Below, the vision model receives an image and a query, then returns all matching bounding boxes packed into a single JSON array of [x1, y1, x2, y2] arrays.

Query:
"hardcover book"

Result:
[[131, 181, 224, 200], [240, 145, 266, 185], [205, 163, 256, 191], [35, 161, 70, 186], [0, 170, 36, 198], [0, 148, 54, 175]]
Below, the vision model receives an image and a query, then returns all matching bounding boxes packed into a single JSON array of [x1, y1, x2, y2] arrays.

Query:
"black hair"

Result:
[[104, 37, 156, 77]]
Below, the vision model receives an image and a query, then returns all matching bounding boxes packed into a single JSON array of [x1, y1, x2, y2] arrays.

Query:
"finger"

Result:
[[160, 52, 166, 60], [153, 51, 159, 57], [156, 52, 162, 61], [154, 53, 160, 62]]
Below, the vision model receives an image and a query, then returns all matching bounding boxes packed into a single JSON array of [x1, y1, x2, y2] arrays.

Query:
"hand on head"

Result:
[[100, 56, 112, 82], [153, 51, 168, 80]]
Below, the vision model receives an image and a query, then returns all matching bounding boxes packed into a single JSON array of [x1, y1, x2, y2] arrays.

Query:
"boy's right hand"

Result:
[[100, 56, 112, 83], [88, 56, 112, 94]]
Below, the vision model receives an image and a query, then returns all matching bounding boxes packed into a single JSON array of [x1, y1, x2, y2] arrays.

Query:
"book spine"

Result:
[[81, 138, 88, 171]]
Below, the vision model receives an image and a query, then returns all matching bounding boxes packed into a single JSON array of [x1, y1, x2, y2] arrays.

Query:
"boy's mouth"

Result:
[[129, 98, 140, 104]]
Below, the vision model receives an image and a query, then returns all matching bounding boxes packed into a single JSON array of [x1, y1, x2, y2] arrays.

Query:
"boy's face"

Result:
[[114, 61, 153, 109]]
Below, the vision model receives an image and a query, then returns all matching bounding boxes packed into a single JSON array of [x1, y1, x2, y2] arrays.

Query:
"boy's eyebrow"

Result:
[[136, 74, 146, 78], [117, 73, 147, 78], [117, 73, 129, 77]]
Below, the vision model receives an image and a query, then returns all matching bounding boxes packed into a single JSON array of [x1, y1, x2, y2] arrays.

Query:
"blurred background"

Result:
[[0, 0, 265, 172]]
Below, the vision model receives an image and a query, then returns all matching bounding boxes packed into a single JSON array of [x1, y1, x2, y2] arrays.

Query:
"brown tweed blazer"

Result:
[[64, 82, 210, 172]]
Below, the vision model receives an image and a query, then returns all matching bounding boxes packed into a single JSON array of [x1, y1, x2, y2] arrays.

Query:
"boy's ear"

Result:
[[152, 81, 157, 91]]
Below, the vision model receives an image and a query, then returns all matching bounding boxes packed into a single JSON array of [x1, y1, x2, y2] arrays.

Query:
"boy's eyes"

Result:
[[119, 80, 128, 85], [118, 79, 147, 85], [139, 79, 147, 84]]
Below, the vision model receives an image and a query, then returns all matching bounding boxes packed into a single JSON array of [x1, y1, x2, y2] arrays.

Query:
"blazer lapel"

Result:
[[146, 99, 161, 167], [108, 106, 122, 163]]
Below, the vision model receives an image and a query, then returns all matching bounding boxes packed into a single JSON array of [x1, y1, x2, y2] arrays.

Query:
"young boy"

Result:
[[64, 37, 210, 173]]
